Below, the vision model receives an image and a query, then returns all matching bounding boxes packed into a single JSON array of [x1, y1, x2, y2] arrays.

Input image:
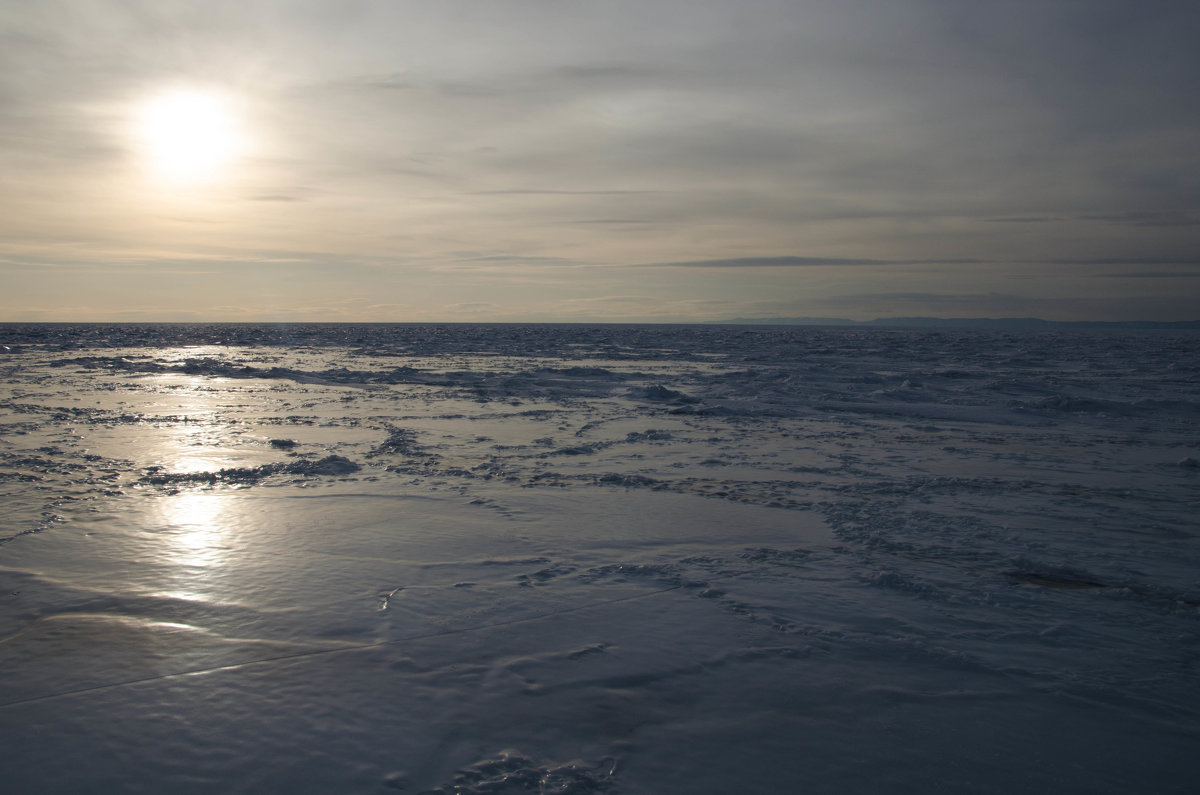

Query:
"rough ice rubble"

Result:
[[413, 750, 616, 795], [139, 455, 361, 485]]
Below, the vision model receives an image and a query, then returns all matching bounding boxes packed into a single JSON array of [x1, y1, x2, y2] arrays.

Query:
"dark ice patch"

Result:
[[139, 455, 360, 486], [596, 473, 660, 488], [1006, 570, 1107, 590], [740, 547, 813, 567], [630, 384, 695, 403], [371, 426, 435, 458], [419, 750, 615, 795]]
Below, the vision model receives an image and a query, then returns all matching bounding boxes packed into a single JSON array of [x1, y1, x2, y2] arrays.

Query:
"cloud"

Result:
[[1042, 257, 1200, 266], [988, 212, 1200, 227], [648, 256, 983, 268], [1098, 272, 1200, 279], [466, 189, 665, 196], [438, 302, 502, 318], [248, 194, 306, 202], [563, 295, 661, 306], [3, 1, 1199, 322], [451, 255, 585, 267], [563, 219, 653, 226], [1077, 212, 1200, 228]]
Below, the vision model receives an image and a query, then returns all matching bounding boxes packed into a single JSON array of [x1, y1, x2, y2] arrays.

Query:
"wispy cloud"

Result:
[[988, 212, 1200, 227], [565, 219, 651, 225], [466, 189, 666, 196], [1098, 271, 1200, 279], [1077, 212, 1200, 228], [451, 255, 585, 267], [1042, 257, 1200, 266], [648, 256, 984, 268], [248, 194, 306, 202]]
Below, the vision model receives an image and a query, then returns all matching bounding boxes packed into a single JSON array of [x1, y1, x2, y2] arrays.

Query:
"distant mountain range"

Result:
[[714, 317, 1200, 329]]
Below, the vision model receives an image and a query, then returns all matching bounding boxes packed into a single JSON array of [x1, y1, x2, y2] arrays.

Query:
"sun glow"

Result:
[[135, 87, 246, 181]]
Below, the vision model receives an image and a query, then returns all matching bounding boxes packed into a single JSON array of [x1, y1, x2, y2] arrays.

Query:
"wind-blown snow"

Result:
[[1, 323, 1197, 793]]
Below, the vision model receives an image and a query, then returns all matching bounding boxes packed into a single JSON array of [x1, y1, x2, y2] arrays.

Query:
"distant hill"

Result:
[[714, 317, 1200, 329]]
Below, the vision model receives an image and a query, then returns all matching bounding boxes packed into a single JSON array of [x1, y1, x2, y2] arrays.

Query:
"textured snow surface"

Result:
[[1, 323, 1198, 794]]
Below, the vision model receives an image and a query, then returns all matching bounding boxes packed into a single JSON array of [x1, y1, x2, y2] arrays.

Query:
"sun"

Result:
[[135, 87, 245, 181]]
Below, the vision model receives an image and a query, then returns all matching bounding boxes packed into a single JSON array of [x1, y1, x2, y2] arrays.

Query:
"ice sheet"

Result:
[[1, 323, 1198, 793]]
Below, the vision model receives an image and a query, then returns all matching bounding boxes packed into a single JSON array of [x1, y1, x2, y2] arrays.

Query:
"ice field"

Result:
[[1, 323, 1198, 793]]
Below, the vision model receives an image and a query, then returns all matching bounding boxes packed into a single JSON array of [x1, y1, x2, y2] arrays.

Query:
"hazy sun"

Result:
[[136, 88, 245, 181]]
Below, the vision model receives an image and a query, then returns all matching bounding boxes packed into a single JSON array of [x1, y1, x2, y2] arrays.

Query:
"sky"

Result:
[[2, 0, 1199, 323]]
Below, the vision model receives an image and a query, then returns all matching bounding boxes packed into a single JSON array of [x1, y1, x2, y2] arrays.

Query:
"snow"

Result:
[[1, 323, 1198, 793]]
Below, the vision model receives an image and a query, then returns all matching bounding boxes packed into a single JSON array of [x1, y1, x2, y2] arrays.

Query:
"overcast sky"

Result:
[[2, 0, 1198, 322]]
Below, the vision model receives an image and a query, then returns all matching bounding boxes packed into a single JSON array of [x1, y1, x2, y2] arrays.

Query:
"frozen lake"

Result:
[[1, 323, 1198, 793]]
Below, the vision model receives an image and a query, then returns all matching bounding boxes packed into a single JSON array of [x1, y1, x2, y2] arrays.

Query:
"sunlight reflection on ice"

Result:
[[159, 491, 231, 571], [148, 374, 230, 473]]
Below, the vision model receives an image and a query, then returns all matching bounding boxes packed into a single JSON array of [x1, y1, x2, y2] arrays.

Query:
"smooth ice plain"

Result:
[[1, 323, 1198, 794]]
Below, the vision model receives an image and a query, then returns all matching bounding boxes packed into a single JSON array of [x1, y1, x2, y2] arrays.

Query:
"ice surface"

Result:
[[1, 323, 1198, 793]]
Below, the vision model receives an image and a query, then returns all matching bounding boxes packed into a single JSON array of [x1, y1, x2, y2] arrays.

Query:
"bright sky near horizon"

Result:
[[2, 0, 1198, 322]]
